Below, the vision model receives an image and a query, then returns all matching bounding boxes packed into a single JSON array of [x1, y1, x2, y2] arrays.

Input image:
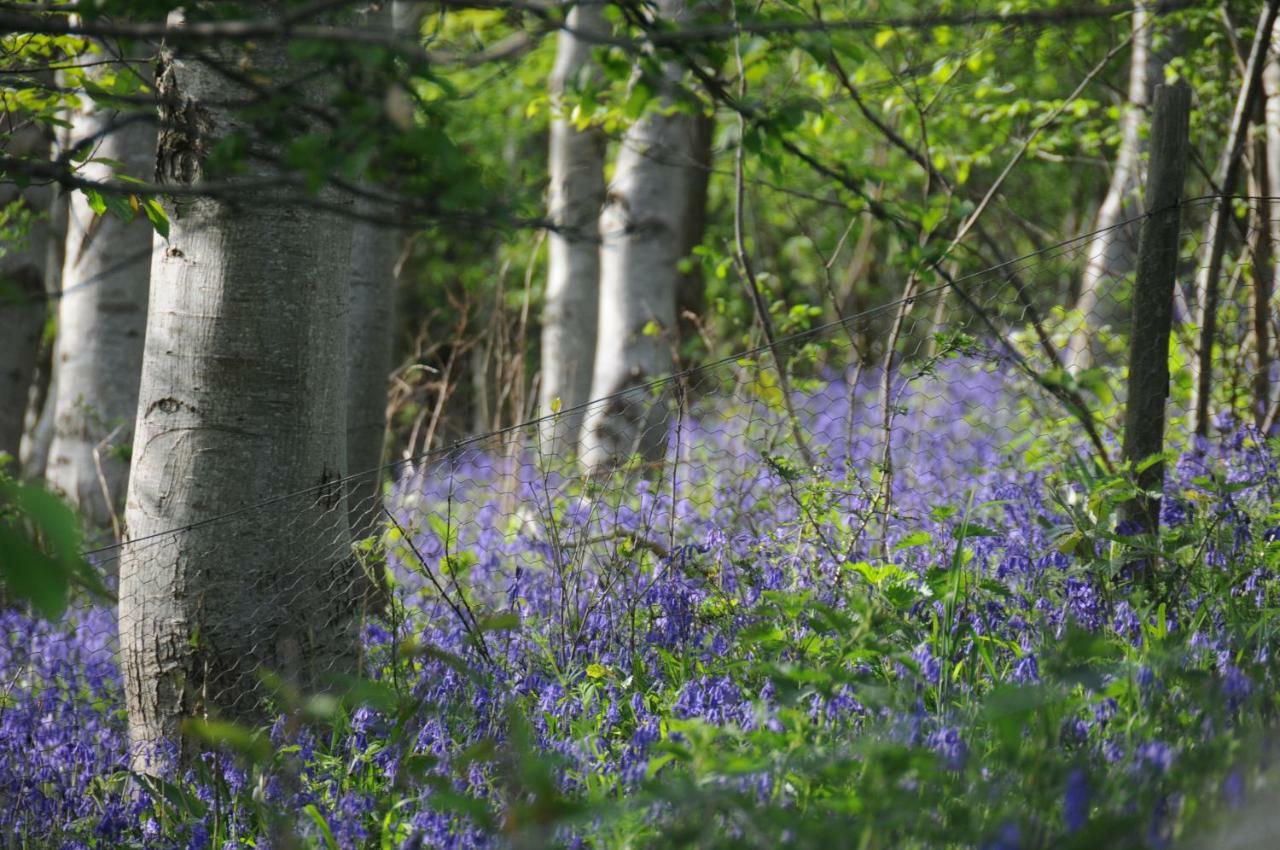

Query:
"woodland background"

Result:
[[6, 1, 1280, 848]]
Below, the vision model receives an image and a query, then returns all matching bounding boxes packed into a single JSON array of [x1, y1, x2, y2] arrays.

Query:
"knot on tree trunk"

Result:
[[154, 52, 214, 187]]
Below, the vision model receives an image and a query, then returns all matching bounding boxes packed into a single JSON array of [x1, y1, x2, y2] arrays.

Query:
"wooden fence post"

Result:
[[1120, 81, 1191, 541]]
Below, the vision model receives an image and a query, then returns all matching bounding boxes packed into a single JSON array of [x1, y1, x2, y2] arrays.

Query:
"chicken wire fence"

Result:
[[11, 194, 1279, 768]]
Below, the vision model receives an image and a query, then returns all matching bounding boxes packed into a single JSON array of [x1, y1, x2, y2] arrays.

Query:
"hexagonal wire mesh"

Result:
[[7, 194, 1278, 826]]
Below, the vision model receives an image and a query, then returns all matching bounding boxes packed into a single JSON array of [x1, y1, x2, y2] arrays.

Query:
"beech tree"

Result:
[[1066, 3, 1161, 372], [539, 0, 608, 452], [119, 6, 360, 771], [579, 0, 703, 473], [45, 65, 155, 534], [346, 1, 399, 549]]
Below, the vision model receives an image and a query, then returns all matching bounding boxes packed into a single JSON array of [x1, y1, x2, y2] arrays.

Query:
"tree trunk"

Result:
[[17, 181, 68, 481], [579, 0, 700, 473], [0, 121, 52, 471], [346, 2, 398, 549], [1264, 36, 1280, 425], [1249, 121, 1272, 428], [1193, 0, 1280, 436], [346, 213, 397, 534], [1066, 2, 1155, 372], [539, 0, 608, 453], [1120, 82, 1191, 541], [46, 84, 155, 534], [676, 112, 714, 347], [119, 9, 358, 773]]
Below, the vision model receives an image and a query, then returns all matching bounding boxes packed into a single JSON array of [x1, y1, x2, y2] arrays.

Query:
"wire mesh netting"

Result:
[[8, 195, 1280, 844]]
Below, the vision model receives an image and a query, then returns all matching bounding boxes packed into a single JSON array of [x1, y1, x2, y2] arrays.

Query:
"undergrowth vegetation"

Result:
[[5, 357, 1280, 849]]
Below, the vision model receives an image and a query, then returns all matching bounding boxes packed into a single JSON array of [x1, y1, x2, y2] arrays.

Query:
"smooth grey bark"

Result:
[[0, 121, 52, 470], [1119, 82, 1190, 540], [346, 1, 398, 550], [119, 9, 358, 773], [579, 0, 700, 473], [346, 209, 397, 536], [1193, 0, 1280, 436], [1066, 3, 1156, 372], [539, 0, 607, 453], [46, 88, 155, 533]]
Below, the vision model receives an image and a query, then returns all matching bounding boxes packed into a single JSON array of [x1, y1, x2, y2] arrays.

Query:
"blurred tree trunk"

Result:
[[539, 0, 608, 454], [1193, 0, 1280, 436], [0, 120, 53, 471], [45, 65, 155, 535], [17, 180, 68, 481], [120, 7, 359, 773], [580, 0, 701, 473], [1066, 2, 1156, 373]]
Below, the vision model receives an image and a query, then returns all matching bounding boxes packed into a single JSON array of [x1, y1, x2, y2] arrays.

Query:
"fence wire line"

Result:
[[76, 194, 1225, 560], [8, 194, 1276, 784]]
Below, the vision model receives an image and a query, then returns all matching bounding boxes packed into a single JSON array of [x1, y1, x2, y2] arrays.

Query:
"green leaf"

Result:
[[143, 198, 169, 239], [182, 718, 272, 763], [303, 804, 341, 850], [478, 611, 520, 632], [0, 526, 69, 619], [893, 531, 932, 551], [952, 522, 1000, 539], [82, 188, 107, 216]]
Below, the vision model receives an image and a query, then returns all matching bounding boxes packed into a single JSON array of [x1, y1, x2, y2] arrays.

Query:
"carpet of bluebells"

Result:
[[6, 357, 1280, 849]]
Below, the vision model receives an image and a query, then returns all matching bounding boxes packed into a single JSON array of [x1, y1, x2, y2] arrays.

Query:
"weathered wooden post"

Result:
[[1120, 82, 1191, 541]]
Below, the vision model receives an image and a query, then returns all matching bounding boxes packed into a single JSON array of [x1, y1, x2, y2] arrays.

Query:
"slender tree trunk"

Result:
[[46, 78, 155, 534], [1067, 2, 1155, 372], [579, 0, 700, 473], [1193, 0, 1280, 436], [1120, 82, 1191, 541], [120, 8, 358, 773], [539, 0, 607, 453], [1264, 37, 1280, 424], [0, 121, 52, 470], [1249, 122, 1272, 428], [676, 112, 714, 347]]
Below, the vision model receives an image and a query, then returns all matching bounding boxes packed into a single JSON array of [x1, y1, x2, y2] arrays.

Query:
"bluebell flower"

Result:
[[1135, 740, 1176, 776], [1223, 769, 1245, 808], [912, 643, 941, 686], [982, 821, 1021, 850], [926, 726, 967, 771], [1011, 653, 1040, 684], [1064, 768, 1089, 833], [1113, 601, 1142, 646]]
